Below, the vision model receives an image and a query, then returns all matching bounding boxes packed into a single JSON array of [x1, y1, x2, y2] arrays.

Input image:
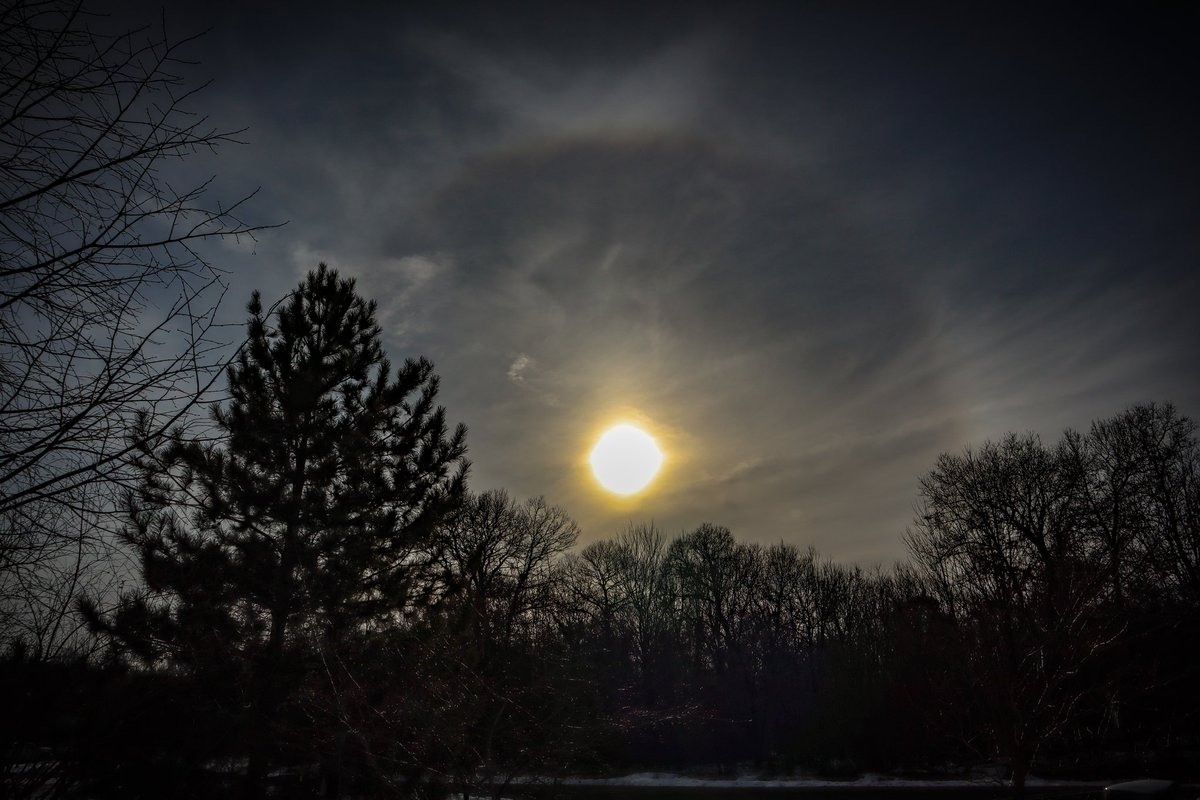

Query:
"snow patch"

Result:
[[510, 772, 1106, 789]]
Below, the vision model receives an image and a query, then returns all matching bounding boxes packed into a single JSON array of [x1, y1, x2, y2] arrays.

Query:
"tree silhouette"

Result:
[[907, 433, 1119, 795], [435, 490, 581, 795], [0, 0, 268, 659], [86, 264, 467, 796]]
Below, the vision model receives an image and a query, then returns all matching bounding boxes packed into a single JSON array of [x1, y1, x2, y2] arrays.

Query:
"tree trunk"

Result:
[[1011, 757, 1029, 800], [243, 602, 290, 799]]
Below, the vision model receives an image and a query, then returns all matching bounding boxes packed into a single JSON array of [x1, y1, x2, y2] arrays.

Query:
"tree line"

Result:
[[3, 260, 1198, 798]]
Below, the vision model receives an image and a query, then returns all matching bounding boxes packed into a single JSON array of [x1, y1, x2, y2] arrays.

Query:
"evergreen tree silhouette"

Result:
[[86, 264, 468, 796]]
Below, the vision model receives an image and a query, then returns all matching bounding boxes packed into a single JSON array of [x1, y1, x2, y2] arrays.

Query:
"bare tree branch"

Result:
[[0, 0, 274, 658]]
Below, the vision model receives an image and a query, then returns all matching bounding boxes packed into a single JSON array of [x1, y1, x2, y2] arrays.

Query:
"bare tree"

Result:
[[0, 0, 267, 655], [613, 523, 672, 686], [1122, 404, 1200, 605], [568, 538, 628, 644], [434, 490, 580, 794], [440, 491, 578, 650], [907, 433, 1118, 795]]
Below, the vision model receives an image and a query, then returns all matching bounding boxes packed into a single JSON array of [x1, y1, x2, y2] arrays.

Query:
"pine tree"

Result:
[[87, 264, 468, 795]]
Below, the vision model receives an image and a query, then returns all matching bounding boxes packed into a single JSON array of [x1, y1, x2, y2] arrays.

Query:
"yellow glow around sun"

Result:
[[590, 423, 664, 495]]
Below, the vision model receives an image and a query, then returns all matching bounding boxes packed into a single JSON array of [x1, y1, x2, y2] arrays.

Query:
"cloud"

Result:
[[507, 353, 535, 384], [408, 24, 717, 139], [285, 245, 451, 342], [148, 2, 1199, 561]]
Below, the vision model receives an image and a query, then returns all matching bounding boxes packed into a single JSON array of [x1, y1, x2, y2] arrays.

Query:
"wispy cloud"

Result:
[[410, 30, 717, 138], [163, 2, 1198, 560], [507, 353, 535, 384]]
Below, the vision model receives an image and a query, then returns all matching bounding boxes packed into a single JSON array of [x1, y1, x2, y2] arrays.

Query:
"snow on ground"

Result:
[[509, 773, 1106, 789]]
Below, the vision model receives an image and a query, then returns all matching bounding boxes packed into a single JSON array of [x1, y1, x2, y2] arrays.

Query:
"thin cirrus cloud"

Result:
[[101, 1, 1199, 562], [410, 30, 716, 137]]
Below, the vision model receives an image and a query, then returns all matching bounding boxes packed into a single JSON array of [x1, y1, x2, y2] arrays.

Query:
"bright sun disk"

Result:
[[590, 423, 664, 495]]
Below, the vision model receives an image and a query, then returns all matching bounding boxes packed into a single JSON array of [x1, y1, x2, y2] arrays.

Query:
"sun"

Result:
[[590, 423, 664, 495]]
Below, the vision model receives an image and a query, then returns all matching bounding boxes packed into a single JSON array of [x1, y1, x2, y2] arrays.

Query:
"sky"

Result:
[[104, 1, 1199, 563]]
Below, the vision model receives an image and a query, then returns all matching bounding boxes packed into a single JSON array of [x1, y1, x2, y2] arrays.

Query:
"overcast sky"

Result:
[[107, 2, 1199, 562]]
